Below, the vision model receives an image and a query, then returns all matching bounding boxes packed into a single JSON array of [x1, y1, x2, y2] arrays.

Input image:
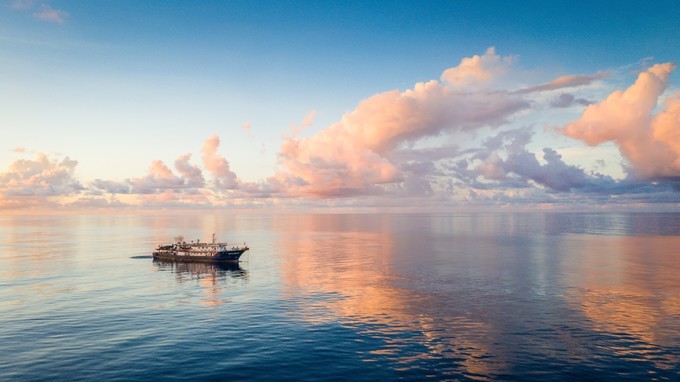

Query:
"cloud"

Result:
[[287, 111, 317, 139], [32, 4, 68, 24], [561, 63, 680, 179], [5, 50, 680, 211], [473, 129, 554, 188], [11, 1, 68, 24], [392, 144, 461, 164], [12, 147, 26, 153], [91, 152, 206, 194], [276, 77, 529, 196], [129, 160, 185, 194], [136, 191, 213, 209], [504, 147, 593, 191], [429, 127, 624, 195], [440, 47, 515, 88], [68, 195, 129, 209], [550, 93, 592, 108], [461, 127, 680, 204], [516, 71, 609, 94], [90, 179, 131, 194], [174, 153, 205, 188], [0, 153, 83, 196], [202, 135, 239, 189]]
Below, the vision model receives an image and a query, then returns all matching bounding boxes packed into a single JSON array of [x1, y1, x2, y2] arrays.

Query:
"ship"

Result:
[[152, 234, 249, 263]]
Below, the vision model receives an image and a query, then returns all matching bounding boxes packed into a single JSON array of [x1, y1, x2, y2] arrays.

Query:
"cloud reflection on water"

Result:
[[562, 235, 680, 369], [275, 213, 680, 379], [276, 214, 495, 379]]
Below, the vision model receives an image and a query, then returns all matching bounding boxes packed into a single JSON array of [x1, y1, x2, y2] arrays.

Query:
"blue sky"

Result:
[[2, 1, 680, 211]]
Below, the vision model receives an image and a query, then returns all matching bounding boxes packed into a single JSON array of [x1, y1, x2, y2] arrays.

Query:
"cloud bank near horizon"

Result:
[[3, 49, 680, 211]]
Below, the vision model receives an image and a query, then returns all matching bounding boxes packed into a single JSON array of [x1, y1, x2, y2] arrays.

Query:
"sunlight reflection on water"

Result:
[[274, 213, 680, 380], [0, 213, 679, 381]]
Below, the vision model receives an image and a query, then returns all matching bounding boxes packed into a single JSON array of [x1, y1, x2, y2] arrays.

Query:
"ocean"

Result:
[[1, 212, 679, 381]]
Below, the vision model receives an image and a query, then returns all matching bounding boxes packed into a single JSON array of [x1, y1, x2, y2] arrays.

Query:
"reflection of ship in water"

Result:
[[153, 259, 248, 283], [154, 260, 249, 307]]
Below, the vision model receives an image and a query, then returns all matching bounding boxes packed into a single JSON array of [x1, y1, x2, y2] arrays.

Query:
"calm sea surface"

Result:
[[1, 212, 679, 381]]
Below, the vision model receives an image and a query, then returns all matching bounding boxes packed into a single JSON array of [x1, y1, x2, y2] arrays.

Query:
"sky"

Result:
[[2, 0, 680, 212]]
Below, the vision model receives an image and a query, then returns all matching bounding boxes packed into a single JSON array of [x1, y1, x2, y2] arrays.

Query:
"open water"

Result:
[[1, 212, 679, 381]]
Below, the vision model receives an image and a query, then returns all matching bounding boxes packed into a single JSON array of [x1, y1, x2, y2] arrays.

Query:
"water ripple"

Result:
[[1, 213, 679, 380]]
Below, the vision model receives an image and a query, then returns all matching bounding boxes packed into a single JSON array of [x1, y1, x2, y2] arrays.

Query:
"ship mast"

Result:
[[212, 233, 215, 244]]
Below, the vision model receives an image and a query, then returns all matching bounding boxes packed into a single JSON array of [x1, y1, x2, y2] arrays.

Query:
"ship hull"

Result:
[[152, 249, 247, 263]]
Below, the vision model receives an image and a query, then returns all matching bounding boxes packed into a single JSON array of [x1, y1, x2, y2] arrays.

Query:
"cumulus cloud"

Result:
[[129, 160, 185, 194], [561, 63, 680, 179], [5, 50, 680, 211], [90, 179, 131, 194], [440, 47, 514, 88], [458, 127, 680, 205], [174, 153, 205, 188], [92, 152, 206, 194], [202, 135, 239, 189], [276, 73, 529, 196], [502, 147, 592, 191], [0, 153, 83, 196], [90, 136, 230, 201], [448, 127, 651, 200]]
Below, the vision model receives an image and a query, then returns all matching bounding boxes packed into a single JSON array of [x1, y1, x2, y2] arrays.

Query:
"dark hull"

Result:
[[152, 249, 247, 263], [153, 259, 244, 273]]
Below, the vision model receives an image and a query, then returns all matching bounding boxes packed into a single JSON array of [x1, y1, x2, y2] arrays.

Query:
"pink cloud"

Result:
[[0, 194, 32, 210], [561, 63, 680, 179], [129, 160, 185, 193], [92, 152, 207, 194], [440, 47, 514, 88], [7, 51, 680, 211], [287, 111, 317, 138], [174, 153, 205, 188], [201, 135, 239, 189], [0, 153, 83, 196], [68, 196, 128, 209], [276, 68, 529, 196], [516, 71, 609, 94], [136, 191, 212, 208]]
